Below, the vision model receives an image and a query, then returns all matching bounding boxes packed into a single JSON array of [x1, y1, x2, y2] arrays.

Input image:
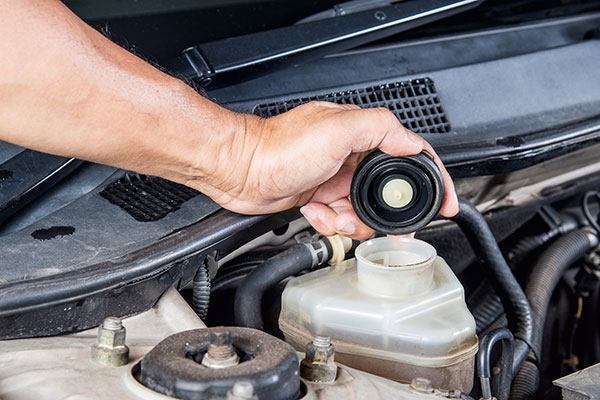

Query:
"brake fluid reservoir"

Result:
[[279, 237, 478, 392]]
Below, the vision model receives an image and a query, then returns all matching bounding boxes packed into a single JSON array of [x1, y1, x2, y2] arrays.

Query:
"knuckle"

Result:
[[371, 107, 401, 128], [304, 100, 329, 109]]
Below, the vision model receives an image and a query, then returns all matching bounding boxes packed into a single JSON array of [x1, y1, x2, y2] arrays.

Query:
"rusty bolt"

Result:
[[300, 335, 337, 383], [202, 330, 240, 369], [91, 317, 129, 367]]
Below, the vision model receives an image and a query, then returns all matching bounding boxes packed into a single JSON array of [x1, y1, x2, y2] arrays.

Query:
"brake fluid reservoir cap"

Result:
[[350, 150, 445, 235]]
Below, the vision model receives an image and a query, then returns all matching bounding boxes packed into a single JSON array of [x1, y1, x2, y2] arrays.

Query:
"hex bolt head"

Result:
[[300, 335, 337, 383], [227, 381, 258, 400], [202, 329, 240, 369], [211, 330, 232, 347], [91, 317, 129, 367]]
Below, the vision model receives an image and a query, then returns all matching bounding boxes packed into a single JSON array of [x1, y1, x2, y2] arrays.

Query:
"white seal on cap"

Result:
[[381, 179, 414, 208]]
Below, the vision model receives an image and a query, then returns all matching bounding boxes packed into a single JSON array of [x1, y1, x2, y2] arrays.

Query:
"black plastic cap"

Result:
[[350, 150, 444, 234]]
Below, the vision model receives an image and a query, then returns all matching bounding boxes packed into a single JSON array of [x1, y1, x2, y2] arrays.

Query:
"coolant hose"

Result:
[[234, 240, 331, 330], [451, 198, 534, 376], [511, 228, 598, 399]]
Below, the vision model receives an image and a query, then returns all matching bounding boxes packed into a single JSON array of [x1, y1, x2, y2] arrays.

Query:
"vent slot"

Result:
[[253, 78, 450, 134], [100, 174, 199, 222]]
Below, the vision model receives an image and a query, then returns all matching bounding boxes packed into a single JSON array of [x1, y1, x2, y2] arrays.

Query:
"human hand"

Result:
[[195, 101, 458, 240]]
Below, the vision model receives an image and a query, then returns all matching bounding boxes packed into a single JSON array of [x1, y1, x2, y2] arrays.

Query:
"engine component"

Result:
[[139, 327, 300, 400], [451, 197, 534, 376], [192, 262, 211, 320], [279, 237, 478, 392], [234, 239, 332, 330], [553, 362, 600, 400], [300, 335, 338, 383], [477, 328, 514, 400], [350, 150, 444, 234], [91, 316, 130, 367], [201, 330, 240, 369], [511, 227, 599, 399], [0, 285, 472, 400]]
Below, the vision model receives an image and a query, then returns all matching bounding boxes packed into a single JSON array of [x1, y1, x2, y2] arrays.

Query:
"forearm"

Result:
[[0, 0, 243, 191], [0, 0, 457, 238]]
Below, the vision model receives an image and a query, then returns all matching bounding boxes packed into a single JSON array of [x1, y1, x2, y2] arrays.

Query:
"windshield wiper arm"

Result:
[[167, 0, 484, 88]]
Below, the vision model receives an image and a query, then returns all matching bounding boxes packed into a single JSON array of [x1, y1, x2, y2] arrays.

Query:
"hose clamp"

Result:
[[303, 241, 329, 267]]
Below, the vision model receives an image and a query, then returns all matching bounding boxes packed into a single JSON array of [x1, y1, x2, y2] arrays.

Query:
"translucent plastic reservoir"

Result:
[[279, 237, 478, 392]]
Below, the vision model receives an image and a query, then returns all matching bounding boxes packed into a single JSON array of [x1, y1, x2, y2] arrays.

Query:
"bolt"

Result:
[[227, 381, 258, 400], [102, 317, 123, 331], [300, 335, 337, 383], [410, 377, 434, 394], [91, 317, 129, 367], [202, 329, 240, 369], [312, 335, 331, 348]]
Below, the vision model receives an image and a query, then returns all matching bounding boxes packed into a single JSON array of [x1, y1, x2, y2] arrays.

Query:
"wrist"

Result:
[[160, 89, 263, 204]]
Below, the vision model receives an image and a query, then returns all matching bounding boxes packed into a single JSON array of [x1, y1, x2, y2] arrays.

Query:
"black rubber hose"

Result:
[[507, 212, 578, 268], [468, 280, 504, 333], [191, 264, 211, 320], [478, 328, 514, 400], [451, 198, 534, 375], [510, 360, 540, 400], [527, 229, 598, 352], [234, 240, 331, 330], [508, 230, 559, 266], [511, 228, 598, 399]]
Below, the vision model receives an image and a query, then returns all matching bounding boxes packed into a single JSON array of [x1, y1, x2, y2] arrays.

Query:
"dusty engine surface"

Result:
[[0, 288, 468, 400]]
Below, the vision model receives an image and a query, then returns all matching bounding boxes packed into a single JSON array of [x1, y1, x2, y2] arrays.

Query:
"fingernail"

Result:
[[300, 206, 317, 221], [336, 221, 355, 235]]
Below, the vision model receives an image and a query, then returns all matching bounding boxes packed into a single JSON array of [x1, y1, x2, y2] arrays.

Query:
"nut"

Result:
[[300, 335, 337, 383], [91, 317, 129, 367]]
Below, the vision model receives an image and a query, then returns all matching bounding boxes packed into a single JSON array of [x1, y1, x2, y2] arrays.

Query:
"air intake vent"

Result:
[[100, 174, 199, 222], [253, 78, 450, 134]]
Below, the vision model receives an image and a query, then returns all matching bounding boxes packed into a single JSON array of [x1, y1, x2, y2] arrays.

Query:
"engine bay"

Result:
[[2, 1, 600, 399]]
